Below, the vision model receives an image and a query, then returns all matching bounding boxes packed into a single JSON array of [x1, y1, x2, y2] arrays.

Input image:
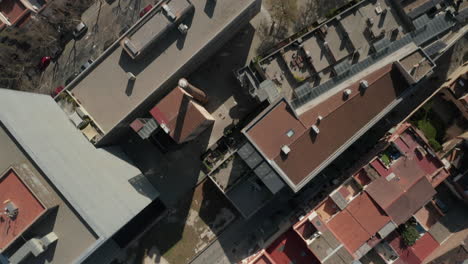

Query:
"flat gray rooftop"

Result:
[[0, 126, 97, 264], [128, 0, 193, 52], [71, 0, 258, 133]]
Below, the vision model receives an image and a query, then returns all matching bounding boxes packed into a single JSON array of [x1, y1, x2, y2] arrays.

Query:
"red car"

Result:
[[51, 86, 64, 97], [139, 4, 153, 17], [38, 56, 51, 71]]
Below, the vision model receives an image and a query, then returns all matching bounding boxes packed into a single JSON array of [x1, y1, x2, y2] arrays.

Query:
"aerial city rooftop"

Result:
[[0, 0, 466, 263]]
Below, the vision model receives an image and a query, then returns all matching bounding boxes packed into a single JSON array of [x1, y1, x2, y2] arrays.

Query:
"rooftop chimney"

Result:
[[178, 78, 208, 104], [311, 125, 320, 134], [281, 145, 291, 155], [343, 89, 352, 99]]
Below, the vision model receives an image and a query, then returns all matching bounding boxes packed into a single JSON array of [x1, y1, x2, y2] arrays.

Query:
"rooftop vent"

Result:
[[343, 89, 352, 99], [127, 72, 136, 81], [311, 125, 320, 134], [360, 80, 369, 90], [4, 201, 18, 218], [178, 23, 189, 34], [281, 145, 291, 155]]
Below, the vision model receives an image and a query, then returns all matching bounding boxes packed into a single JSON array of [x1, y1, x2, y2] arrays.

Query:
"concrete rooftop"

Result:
[[70, 0, 259, 135]]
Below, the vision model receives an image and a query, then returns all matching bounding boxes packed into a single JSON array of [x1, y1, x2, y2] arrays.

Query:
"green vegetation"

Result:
[[401, 223, 420, 246], [411, 100, 445, 152], [294, 75, 306, 82], [380, 153, 391, 167], [428, 138, 443, 152], [417, 119, 437, 139]]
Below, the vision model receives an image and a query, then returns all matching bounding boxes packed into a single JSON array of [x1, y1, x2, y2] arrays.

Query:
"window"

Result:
[[286, 129, 295, 138]]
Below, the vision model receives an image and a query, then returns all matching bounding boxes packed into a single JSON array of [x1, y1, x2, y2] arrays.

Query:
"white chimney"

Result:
[[344, 89, 352, 97], [311, 125, 320, 134], [127, 72, 136, 81], [360, 80, 369, 89], [281, 145, 291, 155]]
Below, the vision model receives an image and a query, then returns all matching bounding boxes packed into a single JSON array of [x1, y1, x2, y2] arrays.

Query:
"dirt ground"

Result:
[[0, 0, 94, 92], [119, 179, 238, 264]]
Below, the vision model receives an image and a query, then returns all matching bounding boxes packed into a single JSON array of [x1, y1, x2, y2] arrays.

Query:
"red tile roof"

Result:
[[411, 233, 440, 262], [327, 210, 369, 253], [0, 169, 46, 249], [149, 87, 213, 143], [0, 0, 29, 26], [245, 63, 408, 190], [385, 177, 436, 226], [266, 229, 320, 264], [346, 192, 390, 236], [367, 128, 441, 225], [387, 232, 439, 264]]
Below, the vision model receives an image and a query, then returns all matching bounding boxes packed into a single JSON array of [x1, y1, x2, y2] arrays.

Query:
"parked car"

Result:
[[51, 86, 64, 97], [73, 21, 88, 39], [80, 59, 94, 72], [38, 56, 51, 71], [139, 4, 153, 17], [65, 72, 79, 86]]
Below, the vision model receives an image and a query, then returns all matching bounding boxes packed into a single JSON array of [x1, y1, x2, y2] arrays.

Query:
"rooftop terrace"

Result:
[[257, 0, 405, 101]]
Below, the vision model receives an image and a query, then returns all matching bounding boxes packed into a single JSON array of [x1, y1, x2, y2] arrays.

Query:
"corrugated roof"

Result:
[[0, 89, 159, 239]]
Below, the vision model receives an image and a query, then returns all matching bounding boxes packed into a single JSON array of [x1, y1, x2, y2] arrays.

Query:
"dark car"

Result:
[[38, 56, 51, 71], [80, 59, 94, 72], [65, 72, 79, 86], [140, 4, 153, 17], [73, 21, 88, 39]]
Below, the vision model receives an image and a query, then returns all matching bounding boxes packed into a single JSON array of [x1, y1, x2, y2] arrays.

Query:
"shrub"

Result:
[[401, 224, 419, 246], [428, 138, 442, 152], [417, 119, 437, 140]]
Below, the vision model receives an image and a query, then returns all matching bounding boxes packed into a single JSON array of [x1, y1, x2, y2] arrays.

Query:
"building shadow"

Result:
[[125, 78, 135, 96], [120, 123, 214, 262], [204, 0, 217, 18], [4, 207, 60, 264], [189, 23, 257, 116], [176, 9, 195, 50]]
